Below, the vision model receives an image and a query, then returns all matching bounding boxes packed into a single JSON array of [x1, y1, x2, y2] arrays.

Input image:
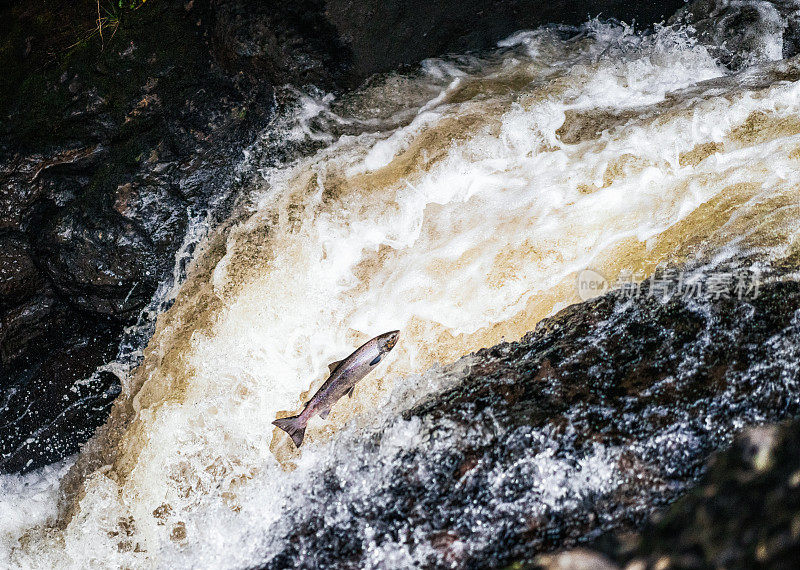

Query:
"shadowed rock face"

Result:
[[324, 0, 686, 83], [671, 0, 800, 68], [619, 420, 800, 569], [538, 420, 800, 570], [0, 0, 276, 473], [254, 264, 800, 569]]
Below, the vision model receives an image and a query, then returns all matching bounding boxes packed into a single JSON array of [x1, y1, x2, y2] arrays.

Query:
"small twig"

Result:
[[97, 0, 107, 50]]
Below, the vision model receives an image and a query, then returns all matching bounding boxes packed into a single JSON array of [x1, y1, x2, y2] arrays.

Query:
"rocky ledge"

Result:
[[538, 418, 800, 569]]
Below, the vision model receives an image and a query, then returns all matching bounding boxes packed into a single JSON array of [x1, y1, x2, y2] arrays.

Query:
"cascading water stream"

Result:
[[2, 17, 800, 569]]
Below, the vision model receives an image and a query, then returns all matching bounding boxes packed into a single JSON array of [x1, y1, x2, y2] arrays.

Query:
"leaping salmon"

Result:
[[272, 330, 400, 448]]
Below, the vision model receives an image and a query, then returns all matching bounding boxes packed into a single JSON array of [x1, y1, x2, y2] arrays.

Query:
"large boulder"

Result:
[[619, 419, 800, 569], [538, 419, 800, 569]]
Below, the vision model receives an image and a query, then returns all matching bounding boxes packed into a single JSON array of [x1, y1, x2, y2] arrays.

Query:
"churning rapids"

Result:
[[3, 15, 800, 569]]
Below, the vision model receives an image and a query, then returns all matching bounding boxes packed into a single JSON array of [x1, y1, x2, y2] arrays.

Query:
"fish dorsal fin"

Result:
[[319, 408, 331, 420], [346, 386, 354, 398], [328, 359, 344, 373]]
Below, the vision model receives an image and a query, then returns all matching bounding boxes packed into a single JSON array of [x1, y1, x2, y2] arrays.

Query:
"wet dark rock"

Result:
[[207, 1, 686, 88], [209, 0, 352, 87], [0, 337, 122, 474], [786, 12, 800, 59], [0, 233, 42, 303], [584, 419, 800, 570], [255, 264, 800, 568], [0, 0, 276, 473], [547, 418, 800, 569], [672, 0, 800, 68], [324, 0, 686, 83]]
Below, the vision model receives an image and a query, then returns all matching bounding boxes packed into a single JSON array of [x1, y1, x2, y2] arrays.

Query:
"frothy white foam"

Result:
[[0, 458, 74, 564]]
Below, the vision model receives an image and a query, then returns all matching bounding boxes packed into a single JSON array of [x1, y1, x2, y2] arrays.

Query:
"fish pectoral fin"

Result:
[[319, 408, 331, 420], [328, 359, 344, 373], [345, 386, 354, 398], [369, 355, 381, 366]]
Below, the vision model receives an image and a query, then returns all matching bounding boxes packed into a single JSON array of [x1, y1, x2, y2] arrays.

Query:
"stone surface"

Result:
[[324, 0, 685, 83], [539, 418, 800, 569], [671, 0, 800, 67], [595, 419, 800, 569], [0, 0, 275, 472]]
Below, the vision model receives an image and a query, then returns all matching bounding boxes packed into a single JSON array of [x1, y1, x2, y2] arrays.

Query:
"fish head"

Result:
[[377, 330, 400, 353]]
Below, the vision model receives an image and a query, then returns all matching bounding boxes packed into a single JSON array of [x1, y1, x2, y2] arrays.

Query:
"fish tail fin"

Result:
[[272, 415, 307, 448]]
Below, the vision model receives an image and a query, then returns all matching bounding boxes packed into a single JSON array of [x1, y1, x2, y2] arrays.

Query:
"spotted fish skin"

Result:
[[272, 330, 399, 448]]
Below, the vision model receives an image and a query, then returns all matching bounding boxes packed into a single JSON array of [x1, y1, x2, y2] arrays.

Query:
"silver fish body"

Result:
[[272, 330, 399, 447]]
